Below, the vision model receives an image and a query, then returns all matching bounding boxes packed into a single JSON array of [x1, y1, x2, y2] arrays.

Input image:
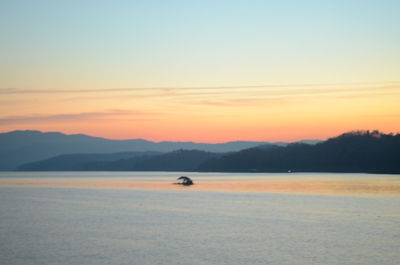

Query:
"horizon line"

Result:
[[2, 129, 398, 144]]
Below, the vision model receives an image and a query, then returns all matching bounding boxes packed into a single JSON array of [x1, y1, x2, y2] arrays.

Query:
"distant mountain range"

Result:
[[7, 130, 400, 174], [0, 130, 283, 170]]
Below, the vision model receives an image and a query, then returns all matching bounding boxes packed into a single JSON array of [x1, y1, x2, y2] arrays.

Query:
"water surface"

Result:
[[0, 172, 399, 265], [1, 172, 399, 195]]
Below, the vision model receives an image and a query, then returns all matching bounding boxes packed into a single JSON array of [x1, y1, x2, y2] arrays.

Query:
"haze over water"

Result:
[[0, 172, 399, 265]]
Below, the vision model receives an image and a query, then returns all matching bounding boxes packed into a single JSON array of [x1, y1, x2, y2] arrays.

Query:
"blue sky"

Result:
[[1, 0, 399, 88]]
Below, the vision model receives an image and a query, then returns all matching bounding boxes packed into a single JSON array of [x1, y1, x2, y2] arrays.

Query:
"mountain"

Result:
[[0, 130, 271, 170], [17, 151, 160, 171], [11, 130, 399, 173], [198, 131, 400, 174], [128, 150, 220, 171], [18, 150, 219, 172]]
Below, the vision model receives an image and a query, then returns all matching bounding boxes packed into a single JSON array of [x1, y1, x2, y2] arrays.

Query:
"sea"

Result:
[[0, 172, 399, 265]]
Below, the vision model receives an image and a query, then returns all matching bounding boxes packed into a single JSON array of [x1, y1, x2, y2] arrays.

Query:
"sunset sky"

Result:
[[1, 0, 399, 142]]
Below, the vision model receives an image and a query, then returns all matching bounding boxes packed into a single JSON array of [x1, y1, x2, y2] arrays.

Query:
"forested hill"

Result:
[[18, 150, 220, 172], [198, 131, 400, 174]]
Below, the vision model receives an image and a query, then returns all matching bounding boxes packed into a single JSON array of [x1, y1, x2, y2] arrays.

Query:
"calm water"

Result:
[[0, 172, 399, 265]]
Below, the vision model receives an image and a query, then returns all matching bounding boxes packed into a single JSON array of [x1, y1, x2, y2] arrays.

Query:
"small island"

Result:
[[175, 176, 194, 186]]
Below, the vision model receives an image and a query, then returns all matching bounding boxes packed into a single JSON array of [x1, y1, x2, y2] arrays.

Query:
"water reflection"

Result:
[[0, 172, 399, 195]]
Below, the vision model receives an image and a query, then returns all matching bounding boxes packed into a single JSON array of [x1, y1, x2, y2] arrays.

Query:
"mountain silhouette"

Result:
[[198, 131, 400, 174], [17, 150, 220, 172], [11, 130, 399, 173], [0, 130, 272, 170], [17, 151, 160, 171]]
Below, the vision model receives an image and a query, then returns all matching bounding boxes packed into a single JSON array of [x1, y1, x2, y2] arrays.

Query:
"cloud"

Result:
[[184, 97, 289, 107], [1, 81, 399, 95], [0, 109, 160, 125], [0, 88, 157, 94], [171, 83, 400, 107], [2, 82, 399, 109]]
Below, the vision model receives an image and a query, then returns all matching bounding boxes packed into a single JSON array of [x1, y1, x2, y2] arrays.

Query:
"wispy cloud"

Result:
[[183, 97, 288, 107], [51, 83, 400, 106], [3, 82, 399, 110], [0, 109, 160, 124], [1, 81, 399, 95], [172, 83, 400, 107]]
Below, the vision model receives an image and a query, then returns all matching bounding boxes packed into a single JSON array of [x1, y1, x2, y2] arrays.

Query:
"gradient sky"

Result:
[[1, 0, 399, 142]]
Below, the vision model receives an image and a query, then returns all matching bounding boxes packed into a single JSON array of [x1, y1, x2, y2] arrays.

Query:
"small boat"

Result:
[[175, 176, 194, 186]]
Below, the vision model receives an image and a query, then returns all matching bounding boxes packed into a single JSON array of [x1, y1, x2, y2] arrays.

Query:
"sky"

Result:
[[0, 0, 399, 142]]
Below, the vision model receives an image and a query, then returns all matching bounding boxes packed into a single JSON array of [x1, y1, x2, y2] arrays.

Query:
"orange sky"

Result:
[[1, 82, 399, 142], [1, 2, 400, 142]]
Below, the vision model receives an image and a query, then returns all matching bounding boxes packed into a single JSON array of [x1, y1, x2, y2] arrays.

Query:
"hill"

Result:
[[18, 150, 220, 172], [13, 130, 399, 173], [198, 131, 400, 174], [17, 151, 160, 171], [0, 130, 271, 170]]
